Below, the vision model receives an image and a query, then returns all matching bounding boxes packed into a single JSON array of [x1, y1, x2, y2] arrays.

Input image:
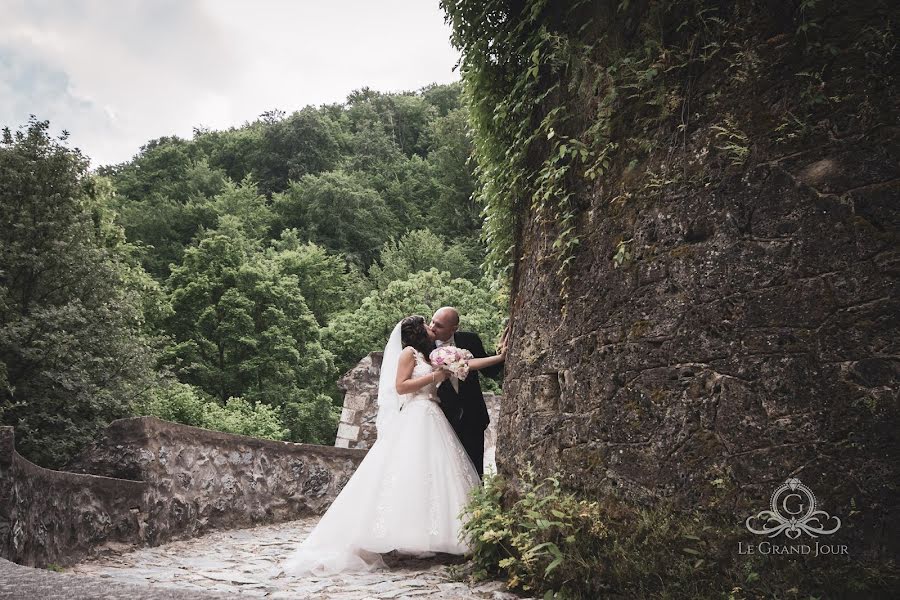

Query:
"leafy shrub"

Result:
[[139, 381, 207, 427], [280, 391, 340, 445], [139, 381, 288, 441], [200, 397, 288, 441], [462, 467, 612, 597], [461, 468, 897, 599]]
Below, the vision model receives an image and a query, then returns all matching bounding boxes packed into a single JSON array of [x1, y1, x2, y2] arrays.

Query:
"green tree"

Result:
[[368, 229, 478, 288], [346, 89, 437, 157], [268, 230, 368, 325], [106, 151, 229, 277], [424, 107, 482, 237], [163, 222, 337, 441], [104, 83, 483, 278], [377, 154, 436, 230], [383, 94, 437, 157], [193, 125, 261, 184], [251, 107, 344, 196], [102, 136, 218, 203], [0, 119, 158, 467], [189, 176, 273, 240], [272, 170, 396, 265], [422, 82, 464, 117], [343, 121, 406, 178]]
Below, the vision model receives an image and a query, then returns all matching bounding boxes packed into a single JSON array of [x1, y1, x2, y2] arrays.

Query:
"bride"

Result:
[[281, 315, 505, 575]]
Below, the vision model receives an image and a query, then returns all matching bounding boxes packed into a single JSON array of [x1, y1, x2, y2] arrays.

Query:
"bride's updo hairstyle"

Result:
[[400, 315, 433, 361]]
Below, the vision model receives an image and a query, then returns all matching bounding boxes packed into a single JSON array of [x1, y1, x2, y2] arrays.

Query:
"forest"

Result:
[[0, 82, 505, 468]]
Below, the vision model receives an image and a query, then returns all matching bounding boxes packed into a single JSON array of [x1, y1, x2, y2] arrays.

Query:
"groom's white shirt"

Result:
[[435, 335, 456, 348]]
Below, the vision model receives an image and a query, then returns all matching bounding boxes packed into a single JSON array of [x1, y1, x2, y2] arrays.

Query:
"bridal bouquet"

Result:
[[429, 346, 473, 392]]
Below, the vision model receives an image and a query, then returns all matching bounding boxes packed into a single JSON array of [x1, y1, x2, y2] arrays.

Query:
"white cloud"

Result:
[[0, 0, 460, 166]]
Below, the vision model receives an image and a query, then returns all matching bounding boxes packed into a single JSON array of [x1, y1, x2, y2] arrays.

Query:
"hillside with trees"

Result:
[[1, 83, 505, 468]]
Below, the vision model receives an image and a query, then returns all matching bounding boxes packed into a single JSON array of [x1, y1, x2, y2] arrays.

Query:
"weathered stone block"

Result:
[[340, 407, 357, 424], [336, 423, 360, 440]]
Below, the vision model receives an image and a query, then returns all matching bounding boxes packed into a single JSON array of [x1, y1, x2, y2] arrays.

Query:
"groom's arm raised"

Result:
[[469, 352, 505, 373], [467, 334, 504, 379]]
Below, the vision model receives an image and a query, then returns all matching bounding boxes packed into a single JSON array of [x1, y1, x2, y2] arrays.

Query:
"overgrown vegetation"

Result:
[[460, 469, 898, 599], [442, 0, 896, 295]]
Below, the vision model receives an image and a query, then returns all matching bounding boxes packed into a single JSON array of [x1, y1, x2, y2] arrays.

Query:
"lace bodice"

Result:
[[405, 350, 438, 405]]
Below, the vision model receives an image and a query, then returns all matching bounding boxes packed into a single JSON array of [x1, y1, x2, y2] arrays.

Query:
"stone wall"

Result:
[[497, 1, 898, 559], [334, 353, 503, 474], [0, 426, 146, 567], [503, 167, 898, 551], [0, 417, 366, 567], [65, 417, 366, 546]]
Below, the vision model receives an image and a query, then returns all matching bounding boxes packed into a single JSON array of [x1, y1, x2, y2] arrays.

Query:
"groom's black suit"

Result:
[[436, 331, 502, 478]]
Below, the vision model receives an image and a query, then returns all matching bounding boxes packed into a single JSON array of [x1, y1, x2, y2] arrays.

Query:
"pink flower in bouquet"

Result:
[[429, 345, 473, 383]]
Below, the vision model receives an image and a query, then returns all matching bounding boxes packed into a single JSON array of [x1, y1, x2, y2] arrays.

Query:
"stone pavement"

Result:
[[56, 517, 525, 600], [0, 557, 230, 600]]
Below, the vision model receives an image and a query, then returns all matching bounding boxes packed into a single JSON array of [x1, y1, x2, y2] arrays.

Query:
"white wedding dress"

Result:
[[281, 345, 481, 576]]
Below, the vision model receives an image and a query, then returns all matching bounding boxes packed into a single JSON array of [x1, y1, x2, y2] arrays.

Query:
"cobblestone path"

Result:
[[65, 518, 523, 599]]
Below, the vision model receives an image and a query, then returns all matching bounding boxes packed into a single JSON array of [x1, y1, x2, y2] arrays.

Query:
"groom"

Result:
[[430, 307, 504, 478]]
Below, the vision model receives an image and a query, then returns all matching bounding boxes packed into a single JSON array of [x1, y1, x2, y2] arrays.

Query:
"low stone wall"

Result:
[[0, 426, 146, 567], [0, 417, 366, 567], [65, 417, 367, 546]]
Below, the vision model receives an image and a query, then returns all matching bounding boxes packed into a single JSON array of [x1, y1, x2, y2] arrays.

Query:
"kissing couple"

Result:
[[281, 306, 505, 575]]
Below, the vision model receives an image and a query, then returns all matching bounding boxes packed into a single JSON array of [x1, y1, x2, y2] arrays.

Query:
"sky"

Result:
[[0, 0, 462, 167]]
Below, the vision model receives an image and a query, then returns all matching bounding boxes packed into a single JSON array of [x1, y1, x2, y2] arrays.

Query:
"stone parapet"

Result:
[[0, 426, 145, 567], [0, 417, 366, 567]]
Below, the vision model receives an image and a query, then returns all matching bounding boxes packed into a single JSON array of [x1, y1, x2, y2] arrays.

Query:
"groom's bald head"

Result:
[[435, 307, 459, 326], [430, 307, 459, 342]]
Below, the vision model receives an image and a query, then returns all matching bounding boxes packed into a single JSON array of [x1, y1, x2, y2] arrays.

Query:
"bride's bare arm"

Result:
[[395, 347, 450, 394]]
